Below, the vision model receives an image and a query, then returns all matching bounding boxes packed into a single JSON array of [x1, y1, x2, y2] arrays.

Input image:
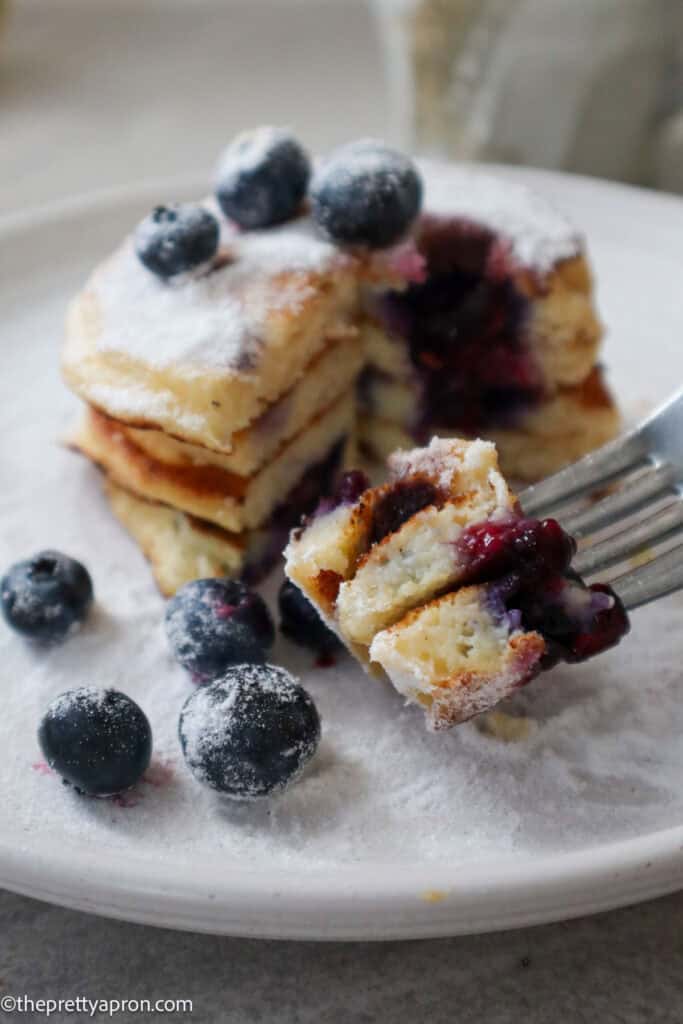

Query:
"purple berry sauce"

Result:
[[460, 515, 629, 666], [369, 478, 440, 544], [376, 219, 544, 437]]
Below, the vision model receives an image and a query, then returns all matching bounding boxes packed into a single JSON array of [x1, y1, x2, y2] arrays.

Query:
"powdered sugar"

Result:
[[315, 140, 418, 201], [388, 435, 511, 507], [93, 209, 346, 372], [216, 126, 293, 176], [89, 164, 580, 379], [48, 686, 111, 719], [178, 682, 240, 783], [420, 160, 581, 272], [4, 178, 683, 892], [85, 381, 207, 436], [7, 345, 683, 868]]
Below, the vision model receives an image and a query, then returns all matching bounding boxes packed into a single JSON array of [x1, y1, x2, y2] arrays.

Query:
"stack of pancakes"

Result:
[[63, 165, 621, 595], [64, 215, 403, 595]]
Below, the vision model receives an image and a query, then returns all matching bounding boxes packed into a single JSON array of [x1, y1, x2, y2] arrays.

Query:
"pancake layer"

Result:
[[63, 207, 406, 453], [104, 328, 364, 476], [71, 391, 355, 533], [104, 425, 355, 597], [358, 367, 620, 482]]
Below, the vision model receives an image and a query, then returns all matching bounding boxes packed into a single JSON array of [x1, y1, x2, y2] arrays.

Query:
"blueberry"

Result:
[[38, 688, 152, 797], [311, 139, 423, 249], [1, 550, 93, 643], [215, 126, 311, 229], [278, 578, 341, 657], [178, 664, 320, 799], [165, 578, 275, 680], [134, 203, 220, 279]]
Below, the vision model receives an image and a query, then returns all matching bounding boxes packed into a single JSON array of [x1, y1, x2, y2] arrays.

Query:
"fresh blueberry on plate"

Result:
[[311, 139, 423, 249], [178, 664, 321, 799], [38, 688, 152, 797], [165, 578, 275, 680], [1, 550, 93, 643], [134, 203, 220, 279], [214, 126, 311, 229], [278, 578, 341, 657]]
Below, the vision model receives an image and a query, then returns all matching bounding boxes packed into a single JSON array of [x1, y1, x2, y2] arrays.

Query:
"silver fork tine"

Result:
[[521, 386, 683, 517], [520, 434, 646, 516], [611, 543, 683, 611], [559, 461, 679, 538], [518, 387, 683, 614], [574, 499, 683, 576]]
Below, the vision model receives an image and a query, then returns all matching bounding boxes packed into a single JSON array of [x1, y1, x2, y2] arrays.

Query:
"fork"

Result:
[[519, 387, 683, 611]]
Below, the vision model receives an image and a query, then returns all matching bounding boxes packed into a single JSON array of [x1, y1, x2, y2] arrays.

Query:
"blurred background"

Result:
[[2, 0, 683, 214]]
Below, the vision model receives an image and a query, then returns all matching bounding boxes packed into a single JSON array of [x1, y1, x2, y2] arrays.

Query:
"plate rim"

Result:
[[3, 165, 683, 939], [2, 820, 683, 939]]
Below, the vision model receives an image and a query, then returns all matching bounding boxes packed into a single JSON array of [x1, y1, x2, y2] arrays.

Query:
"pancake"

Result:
[[109, 327, 364, 478], [105, 482, 300, 597], [104, 420, 356, 598], [368, 585, 547, 729], [363, 253, 601, 403], [333, 443, 517, 647], [357, 367, 620, 482], [285, 437, 514, 659], [106, 480, 252, 595], [485, 367, 620, 481], [285, 436, 629, 728], [63, 207, 406, 454], [70, 391, 356, 533]]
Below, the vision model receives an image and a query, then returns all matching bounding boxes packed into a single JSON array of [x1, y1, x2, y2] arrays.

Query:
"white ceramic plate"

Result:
[[2, 167, 683, 940]]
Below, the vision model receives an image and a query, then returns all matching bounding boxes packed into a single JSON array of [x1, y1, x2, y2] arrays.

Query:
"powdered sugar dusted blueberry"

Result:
[[178, 664, 321, 799], [215, 126, 311, 229], [1, 550, 93, 643], [134, 204, 220, 280], [311, 139, 423, 249], [165, 578, 275, 680], [38, 687, 152, 797]]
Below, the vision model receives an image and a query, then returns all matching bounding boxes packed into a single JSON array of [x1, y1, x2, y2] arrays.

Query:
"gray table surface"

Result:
[[1, 887, 682, 1023], [2, 3, 682, 1021]]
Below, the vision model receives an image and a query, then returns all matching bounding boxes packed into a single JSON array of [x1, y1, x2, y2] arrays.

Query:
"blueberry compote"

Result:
[[379, 220, 543, 435], [458, 516, 629, 667], [370, 478, 440, 544]]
